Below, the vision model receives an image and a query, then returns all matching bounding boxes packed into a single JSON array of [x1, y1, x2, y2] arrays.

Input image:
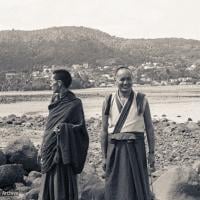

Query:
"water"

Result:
[[0, 85, 200, 122]]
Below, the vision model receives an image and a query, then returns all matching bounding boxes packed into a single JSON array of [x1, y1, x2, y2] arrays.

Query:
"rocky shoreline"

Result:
[[0, 93, 103, 104], [0, 114, 200, 199]]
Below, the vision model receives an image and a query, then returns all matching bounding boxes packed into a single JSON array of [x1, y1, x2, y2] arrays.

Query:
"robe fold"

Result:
[[39, 91, 89, 200]]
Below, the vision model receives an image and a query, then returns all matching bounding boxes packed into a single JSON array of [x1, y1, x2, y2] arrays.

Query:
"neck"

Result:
[[58, 87, 69, 98], [118, 89, 132, 98]]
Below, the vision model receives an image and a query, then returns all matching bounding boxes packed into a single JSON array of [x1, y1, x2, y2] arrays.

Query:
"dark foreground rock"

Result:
[[24, 187, 40, 200], [79, 174, 105, 200], [0, 164, 24, 188], [0, 150, 6, 166], [4, 137, 39, 172]]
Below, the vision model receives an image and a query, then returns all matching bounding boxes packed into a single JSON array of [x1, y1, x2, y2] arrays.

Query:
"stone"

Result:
[[186, 122, 200, 131], [23, 176, 32, 187], [153, 166, 200, 200], [0, 164, 24, 188], [25, 188, 40, 200], [13, 121, 23, 126], [4, 137, 39, 172], [0, 150, 6, 166], [193, 161, 200, 174], [28, 171, 42, 181], [79, 174, 105, 200], [15, 183, 31, 193], [31, 177, 41, 188]]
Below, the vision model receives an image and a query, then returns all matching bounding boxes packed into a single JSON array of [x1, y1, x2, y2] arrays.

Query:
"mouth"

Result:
[[122, 85, 131, 89]]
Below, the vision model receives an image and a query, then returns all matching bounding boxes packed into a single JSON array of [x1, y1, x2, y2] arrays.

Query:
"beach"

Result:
[[0, 85, 200, 122]]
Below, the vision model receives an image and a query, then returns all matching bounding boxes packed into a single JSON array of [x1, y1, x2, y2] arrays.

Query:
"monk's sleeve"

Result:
[[143, 99, 155, 154], [59, 100, 89, 174]]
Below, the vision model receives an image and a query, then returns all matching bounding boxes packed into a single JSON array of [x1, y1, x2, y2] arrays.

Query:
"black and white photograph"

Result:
[[0, 0, 200, 199]]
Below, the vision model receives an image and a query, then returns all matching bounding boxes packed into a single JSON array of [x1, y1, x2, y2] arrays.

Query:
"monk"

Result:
[[101, 67, 155, 200], [38, 69, 89, 200]]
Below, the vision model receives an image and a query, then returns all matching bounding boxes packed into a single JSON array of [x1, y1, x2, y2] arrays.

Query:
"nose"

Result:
[[123, 79, 129, 84]]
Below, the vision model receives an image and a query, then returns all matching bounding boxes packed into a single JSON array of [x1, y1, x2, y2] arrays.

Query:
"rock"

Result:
[[78, 163, 104, 200], [13, 120, 23, 126], [151, 169, 166, 182], [6, 114, 17, 124], [25, 122, 33, 128], [24, 171, 42, 189], [28, 171, 41, 180], [0, 164, 25, 188], [31, 177, 41, 188], [0, 150, 6, 166], [23, 176, 32, 187], [193, 161, 200, 174], [17, 185, 31, 193], [152, 118, 159, 124], [187, 118, 193, 121], [79, 174, 104, 200], [25, 188, 40, 200], [186, 122, 200, 131], [0, 117, 3, 124], [153, 166, 200, 200], [4, 137, 39, 172], [161, 118, 168, 122], [15, 183, 31, 193]]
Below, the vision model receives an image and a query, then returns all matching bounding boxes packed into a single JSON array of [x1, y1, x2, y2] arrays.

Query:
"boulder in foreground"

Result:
[[4, 137, 39, 172], [0, 164, 24, 188], [153, 165, 200, 200]]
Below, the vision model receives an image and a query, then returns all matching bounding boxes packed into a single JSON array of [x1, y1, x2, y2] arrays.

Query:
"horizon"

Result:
[[0, 0, 199, 40], [0, 25, 200, 41]]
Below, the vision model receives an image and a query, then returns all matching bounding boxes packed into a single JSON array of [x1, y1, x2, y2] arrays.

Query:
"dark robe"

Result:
[[39, 91, 89, 200], [105, 91, 151, 200]]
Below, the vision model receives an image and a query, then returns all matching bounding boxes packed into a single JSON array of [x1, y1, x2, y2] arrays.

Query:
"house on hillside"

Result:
[[186, 64, 197, 71], [72, 64, 82, 70], [5, 72, 26, 80]]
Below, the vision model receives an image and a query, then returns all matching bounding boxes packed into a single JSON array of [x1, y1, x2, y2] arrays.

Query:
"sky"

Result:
[[0, 0, 199, 40]]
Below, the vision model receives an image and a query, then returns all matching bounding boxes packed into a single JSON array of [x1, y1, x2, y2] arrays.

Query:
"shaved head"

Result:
[[115, 67, 133, 79]]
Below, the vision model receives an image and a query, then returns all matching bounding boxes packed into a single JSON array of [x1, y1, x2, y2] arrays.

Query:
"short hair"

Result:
[[53, 69, 72, 88], [115, 66, 132, 77]]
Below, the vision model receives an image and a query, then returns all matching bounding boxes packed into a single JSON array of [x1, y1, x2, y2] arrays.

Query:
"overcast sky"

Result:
[[0, 0, 199, 40]]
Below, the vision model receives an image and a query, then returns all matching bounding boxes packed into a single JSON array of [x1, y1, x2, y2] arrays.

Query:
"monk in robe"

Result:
[[101, 67, 155, 200], [38, 69, 89, 200]]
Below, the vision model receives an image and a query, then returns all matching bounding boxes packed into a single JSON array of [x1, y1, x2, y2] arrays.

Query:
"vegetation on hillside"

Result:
[[0, 26, 200, 71]]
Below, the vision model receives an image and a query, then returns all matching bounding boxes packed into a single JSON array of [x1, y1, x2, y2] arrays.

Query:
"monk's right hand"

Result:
[[53, 125, 61, 133], [148, 153, 155, 172]]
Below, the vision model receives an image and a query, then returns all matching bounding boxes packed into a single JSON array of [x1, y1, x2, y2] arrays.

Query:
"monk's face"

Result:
[[51, 75, 61, 93], [115, 69, 133, 93]]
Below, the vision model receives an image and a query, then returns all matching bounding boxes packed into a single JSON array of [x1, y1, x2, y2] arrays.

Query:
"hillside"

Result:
[[0, 26, 200, 71]]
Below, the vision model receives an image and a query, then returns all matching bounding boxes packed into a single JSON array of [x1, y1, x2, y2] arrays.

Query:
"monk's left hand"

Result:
[[148, 153, 155, 172], [53, 124, 62, 133]]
